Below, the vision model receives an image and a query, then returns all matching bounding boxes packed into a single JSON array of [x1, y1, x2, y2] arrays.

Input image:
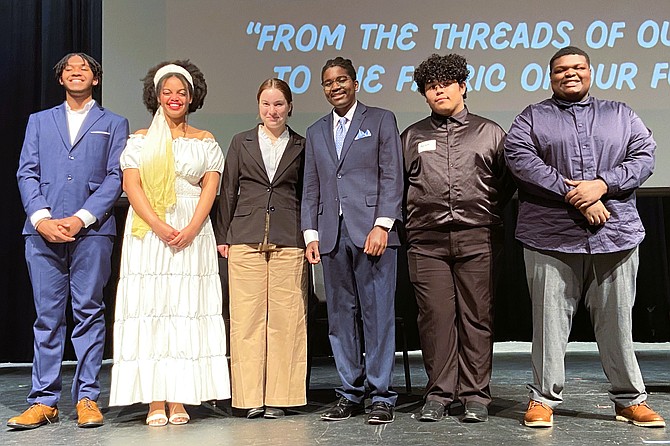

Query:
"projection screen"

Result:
[[102, 0, 670, 187]]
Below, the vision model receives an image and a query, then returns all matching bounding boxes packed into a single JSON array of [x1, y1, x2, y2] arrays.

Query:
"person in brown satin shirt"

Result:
[[401, 53, 515, 423]]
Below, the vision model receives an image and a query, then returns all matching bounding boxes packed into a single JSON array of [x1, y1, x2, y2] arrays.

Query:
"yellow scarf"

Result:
[[132, 107, 177, 238]]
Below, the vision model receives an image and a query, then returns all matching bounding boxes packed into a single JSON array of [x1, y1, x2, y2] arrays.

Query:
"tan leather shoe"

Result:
[[616, 402, 665, 427], [523, 400, 553, 427], [7, 403, 59, 429], [76, 398, 104, 428]]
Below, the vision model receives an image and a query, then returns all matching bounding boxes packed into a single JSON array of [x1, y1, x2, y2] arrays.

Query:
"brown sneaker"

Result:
[[76, 398, 104, 428], [615, 402, 665, 427], [7, 403, 59, 429], [523, 400, 553, 427]]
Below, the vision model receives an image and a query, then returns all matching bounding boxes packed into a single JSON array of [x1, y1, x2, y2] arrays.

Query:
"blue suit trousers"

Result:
[[321, 218, 398, 405], [25, 235, 113, 407]]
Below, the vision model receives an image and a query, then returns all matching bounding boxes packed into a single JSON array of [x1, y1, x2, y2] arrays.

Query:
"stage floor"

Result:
[[1, 343, 670, 445]]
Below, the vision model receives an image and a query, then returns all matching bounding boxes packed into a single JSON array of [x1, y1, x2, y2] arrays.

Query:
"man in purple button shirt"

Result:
[[505, 46, 664, 428]]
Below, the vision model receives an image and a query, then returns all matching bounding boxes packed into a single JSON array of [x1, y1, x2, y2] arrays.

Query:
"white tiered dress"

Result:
[[109, 135, 231, 406]]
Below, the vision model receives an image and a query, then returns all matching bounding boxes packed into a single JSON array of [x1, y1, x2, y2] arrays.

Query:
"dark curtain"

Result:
[[492, 195, 670, 343], [1, 0, 669, 363], [1, 0, 103, 362]]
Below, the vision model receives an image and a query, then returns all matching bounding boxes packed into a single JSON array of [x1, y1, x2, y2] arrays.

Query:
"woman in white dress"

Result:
[[109, 60, 230, 426]]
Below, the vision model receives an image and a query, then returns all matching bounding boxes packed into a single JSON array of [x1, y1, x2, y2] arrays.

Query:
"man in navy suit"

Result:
[[10, 53, 128, 430], [301, 57, 403, 424]]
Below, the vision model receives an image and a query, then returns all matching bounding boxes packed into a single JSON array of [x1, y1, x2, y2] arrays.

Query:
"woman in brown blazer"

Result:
[[215, 78, 307, 419]]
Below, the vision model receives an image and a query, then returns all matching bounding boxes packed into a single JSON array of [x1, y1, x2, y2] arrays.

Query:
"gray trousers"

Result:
[[523, 247, 646, 408]]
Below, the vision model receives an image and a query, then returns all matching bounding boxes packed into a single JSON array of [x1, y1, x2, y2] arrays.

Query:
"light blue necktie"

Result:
[[335, 117, 347, 158]]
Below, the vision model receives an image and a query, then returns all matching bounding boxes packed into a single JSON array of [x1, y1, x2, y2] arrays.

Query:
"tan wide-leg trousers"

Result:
[[228, 244, 308, 408]]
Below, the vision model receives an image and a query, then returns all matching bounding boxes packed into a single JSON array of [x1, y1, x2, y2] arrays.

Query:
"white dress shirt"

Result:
[[258, 125, 289, 183]]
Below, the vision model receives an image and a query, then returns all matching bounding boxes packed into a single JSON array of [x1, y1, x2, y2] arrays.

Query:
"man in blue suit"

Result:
[[10, 53, 129, 430], [301, 57, 403, 424]]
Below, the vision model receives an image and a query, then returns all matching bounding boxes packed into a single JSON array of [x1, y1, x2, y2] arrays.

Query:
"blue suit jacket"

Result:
[[301, 102, 403, 254], [17, 102, 129, 236]]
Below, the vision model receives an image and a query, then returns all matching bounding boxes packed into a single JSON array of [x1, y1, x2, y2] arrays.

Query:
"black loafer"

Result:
[[264, 407, 285, 419], [463, 401, 488, 422], [321, 397, 365, 421], [368, 401, 395, 424], [419, 400, 446, 422], [246, 407, 264, 419]]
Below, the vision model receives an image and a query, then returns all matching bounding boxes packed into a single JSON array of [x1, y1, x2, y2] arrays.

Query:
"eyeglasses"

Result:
[[321, 76, 351, 90]]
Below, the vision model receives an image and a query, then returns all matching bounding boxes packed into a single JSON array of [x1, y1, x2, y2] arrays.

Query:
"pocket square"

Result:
[[354, 129, 371, 140], [90, 130, 110, 135]]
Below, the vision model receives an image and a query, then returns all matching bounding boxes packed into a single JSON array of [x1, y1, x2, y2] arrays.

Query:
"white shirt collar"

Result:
[[64, 99, 96, 145], [65, 99, 96, 114], [332, 101, 358, 130], [258, 125, 289, 144]]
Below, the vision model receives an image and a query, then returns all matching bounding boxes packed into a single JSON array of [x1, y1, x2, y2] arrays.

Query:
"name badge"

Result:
[[418, 140, 436, 153]]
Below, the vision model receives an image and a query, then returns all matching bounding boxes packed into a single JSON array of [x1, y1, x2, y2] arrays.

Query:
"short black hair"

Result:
[[141, 59, 207, 114], [321, 57, 356, 81], [53, 53, 102, 84], [550, 46, 590, 70], [413, 53, 469, 97]]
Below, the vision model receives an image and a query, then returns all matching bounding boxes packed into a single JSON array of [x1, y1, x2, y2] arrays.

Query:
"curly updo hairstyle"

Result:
[[414, 53, 469, 98], [142, 59, 207, 114]]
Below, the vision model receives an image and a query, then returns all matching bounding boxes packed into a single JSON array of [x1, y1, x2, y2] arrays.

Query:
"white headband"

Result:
[[153, 64, 194, 89]]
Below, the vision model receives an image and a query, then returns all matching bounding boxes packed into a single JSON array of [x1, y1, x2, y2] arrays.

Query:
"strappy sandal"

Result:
[[167, 403, 190, 425], [146, 409, 168, 427]]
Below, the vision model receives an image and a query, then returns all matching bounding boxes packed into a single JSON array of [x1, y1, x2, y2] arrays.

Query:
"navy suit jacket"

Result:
[[301, 102, 403, 254], [17, 102, 129, 236]]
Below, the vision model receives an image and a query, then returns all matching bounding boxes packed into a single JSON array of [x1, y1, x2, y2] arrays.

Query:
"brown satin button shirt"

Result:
[[401, 107, 515, 232]]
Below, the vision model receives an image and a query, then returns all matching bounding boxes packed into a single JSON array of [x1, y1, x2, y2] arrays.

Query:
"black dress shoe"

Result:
[[263, 407, 285, 419], [246, 407, 264, 419], [367, 401, 395, 424], [419, 400, 446, 422], [462, 401, 488, 422], [321, 397, 365, 421]]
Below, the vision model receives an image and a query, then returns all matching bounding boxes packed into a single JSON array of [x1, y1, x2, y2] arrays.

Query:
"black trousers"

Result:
[[407, 225, 503, 406]]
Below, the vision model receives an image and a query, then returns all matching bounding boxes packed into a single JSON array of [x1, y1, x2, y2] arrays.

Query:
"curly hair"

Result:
[[53, 53, 102, 84], [141, 59, 207, 114], [321, 56, 357, 81], [414, 53, 469, 98]]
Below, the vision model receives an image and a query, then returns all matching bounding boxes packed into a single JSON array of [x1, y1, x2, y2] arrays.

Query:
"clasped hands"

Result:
[[36, 216, 84, 243], [564, 178, 610, 226], [151, 219, 197, 251]]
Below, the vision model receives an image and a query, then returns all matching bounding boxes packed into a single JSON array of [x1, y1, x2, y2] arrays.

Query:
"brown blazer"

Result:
[[214, 125, 306, 248]]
